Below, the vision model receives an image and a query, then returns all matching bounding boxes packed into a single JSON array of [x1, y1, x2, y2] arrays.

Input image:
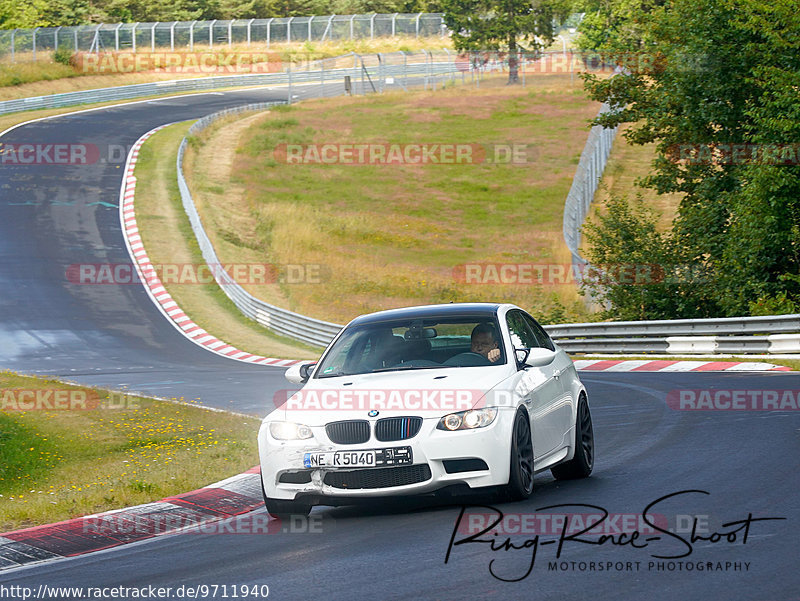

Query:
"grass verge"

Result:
[[133, 122, 320, 360], [0, 370, 260, 532], [186, 72, 601, 326]]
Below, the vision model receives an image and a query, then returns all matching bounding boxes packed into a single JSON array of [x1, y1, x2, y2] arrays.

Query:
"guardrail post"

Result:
[[288, 63, 292, 104]]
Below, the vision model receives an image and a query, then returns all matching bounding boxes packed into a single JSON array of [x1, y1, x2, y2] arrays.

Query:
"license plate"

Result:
[[304, 446, 412, 469]]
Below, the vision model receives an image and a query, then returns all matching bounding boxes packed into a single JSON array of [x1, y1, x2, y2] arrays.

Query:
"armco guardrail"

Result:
[[177, 102, 343, 348], [0, 52, 458, 116], [544, 314, 800, 354]]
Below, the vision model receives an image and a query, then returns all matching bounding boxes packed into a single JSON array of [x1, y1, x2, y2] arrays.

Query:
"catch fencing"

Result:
[[1, 14, 446, 61]]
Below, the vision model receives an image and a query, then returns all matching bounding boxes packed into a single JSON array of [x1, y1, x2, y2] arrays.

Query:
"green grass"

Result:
[[0, 370, 260, 532]]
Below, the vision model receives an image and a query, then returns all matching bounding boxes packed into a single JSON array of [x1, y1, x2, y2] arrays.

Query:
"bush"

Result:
[[53, 47, 74, 66]]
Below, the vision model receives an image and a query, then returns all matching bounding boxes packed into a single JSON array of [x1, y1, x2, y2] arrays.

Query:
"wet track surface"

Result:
[[1, 84, 799, 600]]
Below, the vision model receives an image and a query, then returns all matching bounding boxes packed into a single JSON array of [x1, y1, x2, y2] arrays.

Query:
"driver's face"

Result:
[[471, 332, 498, 357]]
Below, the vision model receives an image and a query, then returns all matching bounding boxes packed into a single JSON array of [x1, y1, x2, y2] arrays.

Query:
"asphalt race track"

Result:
[[1, 83, 799, 600]]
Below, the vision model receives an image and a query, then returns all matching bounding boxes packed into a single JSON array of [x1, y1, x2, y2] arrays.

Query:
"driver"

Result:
[[471, 323, 501, 363]]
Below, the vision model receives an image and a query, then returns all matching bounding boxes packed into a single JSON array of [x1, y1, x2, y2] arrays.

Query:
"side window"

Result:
[[522, 313, 555, 351], [506, 311, 539, 349]]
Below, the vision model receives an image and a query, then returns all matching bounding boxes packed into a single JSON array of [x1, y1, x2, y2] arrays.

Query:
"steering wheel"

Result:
[[443, 352, 492, 367]]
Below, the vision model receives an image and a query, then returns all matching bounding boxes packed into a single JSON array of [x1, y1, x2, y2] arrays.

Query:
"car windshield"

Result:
[[315, 315, 506, 378]]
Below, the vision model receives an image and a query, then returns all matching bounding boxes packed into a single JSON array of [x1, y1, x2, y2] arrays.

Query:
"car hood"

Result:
[[267, 366, 513, 426]]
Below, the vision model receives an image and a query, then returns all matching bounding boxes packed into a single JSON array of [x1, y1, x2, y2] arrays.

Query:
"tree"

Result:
[[0, 0, 48, 28], [582, 0, 800, 317], [441, 0, 571, 83]]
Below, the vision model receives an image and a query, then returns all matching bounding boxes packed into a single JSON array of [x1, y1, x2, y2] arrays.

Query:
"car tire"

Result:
[[260, 471, 312, 518], [501, 409, 535, 501], [551, 395, 594, 480]]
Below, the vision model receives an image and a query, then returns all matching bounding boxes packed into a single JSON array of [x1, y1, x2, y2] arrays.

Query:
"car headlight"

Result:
[[437, 407, 498, 431], [269, 421, 314, 440]]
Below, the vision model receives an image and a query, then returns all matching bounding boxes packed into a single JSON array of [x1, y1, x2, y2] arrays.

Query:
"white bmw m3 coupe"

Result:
[[258, 303, 594, 516]]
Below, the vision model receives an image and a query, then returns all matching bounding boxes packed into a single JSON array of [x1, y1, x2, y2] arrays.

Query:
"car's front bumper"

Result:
[[258, 409, 516, 501]]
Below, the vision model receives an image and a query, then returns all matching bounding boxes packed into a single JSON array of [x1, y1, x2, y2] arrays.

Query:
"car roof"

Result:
[[348, 303, 509, 326]]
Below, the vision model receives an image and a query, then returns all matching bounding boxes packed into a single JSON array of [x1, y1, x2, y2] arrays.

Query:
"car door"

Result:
[[522, 311, 575, 451], [505, 310, 564, 458]]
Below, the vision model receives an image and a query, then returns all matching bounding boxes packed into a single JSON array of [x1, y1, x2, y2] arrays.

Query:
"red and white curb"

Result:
[[573, 359, 791, 372], [0, 468, 266, 571], [118, 125, 299, 368]]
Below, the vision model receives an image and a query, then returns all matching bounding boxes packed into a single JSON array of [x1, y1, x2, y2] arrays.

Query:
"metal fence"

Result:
[[0, 14, 447, 61], [562, 101, 619, 267]]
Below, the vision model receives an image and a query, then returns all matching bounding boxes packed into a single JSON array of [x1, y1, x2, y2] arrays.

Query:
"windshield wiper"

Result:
[[371, 365, 443, 373]]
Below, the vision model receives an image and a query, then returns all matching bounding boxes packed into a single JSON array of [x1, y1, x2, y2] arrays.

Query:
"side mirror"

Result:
[[523, 347, 556, 368], [285, 362, 316, 384]]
